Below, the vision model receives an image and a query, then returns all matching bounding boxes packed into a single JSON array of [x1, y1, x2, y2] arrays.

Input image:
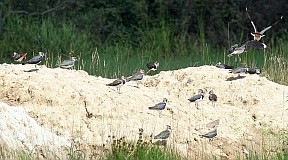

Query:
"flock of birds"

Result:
[[8, 7, 283, 142]]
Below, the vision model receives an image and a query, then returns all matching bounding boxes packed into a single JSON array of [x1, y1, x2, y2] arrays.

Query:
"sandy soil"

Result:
[[0, 63, 287, 159]]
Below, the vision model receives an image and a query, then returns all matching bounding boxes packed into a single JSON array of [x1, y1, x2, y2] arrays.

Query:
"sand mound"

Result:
[[0, 63, 287, 159]]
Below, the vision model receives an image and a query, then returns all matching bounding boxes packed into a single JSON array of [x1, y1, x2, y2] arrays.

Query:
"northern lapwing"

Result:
[[246, 7, 283, 41], [208, 90, 217, 107], [146, 61, 159, 74], [229, 67, 248, 77], [246, 68, 261, 74], [148, 98, 168, 117], [22, 52, 46, 68], [215, 62, 233, 69], [154, 125, 171, 140], [12, 52, 28, 62], [227, 43, 247, 61], [60, 57, 78, 69], [126, 69, 145, 88], [199, 128, 217, 140], [106, 76, 126, 94], [188, 89, 205, 109], [246, 40, 267, 49]]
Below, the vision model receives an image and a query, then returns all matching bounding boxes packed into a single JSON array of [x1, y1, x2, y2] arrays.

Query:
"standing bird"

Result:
[[146, 61, 159, 74], [246, 7, 283, 41], [148, 98, 168, 117], [126, 69, 145, 88], [106, 76, 126, 94], [208, 90, 217, 107], [59, 57, 78, 69], [227, 43, 247, 61], [154, 125, 172, 140], [22, 52, 46, 68], [188, 89, 205, 109], [12, 52, 28, 62], [199, 128, 217, 140]]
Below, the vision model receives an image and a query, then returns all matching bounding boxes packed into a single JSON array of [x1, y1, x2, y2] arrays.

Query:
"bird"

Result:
[[154, 125, 171, 140], [146, 61, 159, 74], [215, 62, 233, 69], [199, 128, 217, 140], [246, 40, 267, 49], [12, 52, 28, 62], [246, 7, 283, 41], [59, 57, 78, 69], [246, 68, 261, 74], [148, 98, 168, 110], [208, 90, 217, 107], [106, 76, 126, 94], [22, 52, 46, 68], [126, 69, 145, 88], [206, 119, 220, 129], [227, 43, 247, 60], [188, 89, 205, 109], [229, 67, 248, 74]]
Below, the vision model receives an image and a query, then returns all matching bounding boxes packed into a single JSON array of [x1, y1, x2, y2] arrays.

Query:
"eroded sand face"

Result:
[[0, 64, 287, 159]]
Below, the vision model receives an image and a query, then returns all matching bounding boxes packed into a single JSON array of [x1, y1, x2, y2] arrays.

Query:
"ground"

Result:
[[0, 63, 287, 159]]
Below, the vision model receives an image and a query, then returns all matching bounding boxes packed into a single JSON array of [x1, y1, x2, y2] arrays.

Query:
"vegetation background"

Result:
[[0, 0, 287, 83]]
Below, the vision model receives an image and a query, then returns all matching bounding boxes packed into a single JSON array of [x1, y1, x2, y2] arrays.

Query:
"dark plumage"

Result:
[[188, 89, 204, 109], [146, 61, 159, 74], [148, 98, 167, 110], [246, 68, 261, 74], [215, 62, 233, 69], [106, 76, 126, 93], [200, 128, 217, 139], [208, 90, 217, 107], [246, 40, 267, 49], [22, 52, 46, 68], [154, 125, 171, 140]]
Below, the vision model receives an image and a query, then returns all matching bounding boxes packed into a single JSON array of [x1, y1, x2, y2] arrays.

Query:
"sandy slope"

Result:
[[0, 63, 287, 159]]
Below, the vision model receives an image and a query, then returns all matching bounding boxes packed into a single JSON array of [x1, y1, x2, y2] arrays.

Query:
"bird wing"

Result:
[[27, 55, 42, 63], [246, 40, 267, 49], [260, 16, 283, 34], [154, 130, 170, 139], [106, 79, 122, 86], [188, 94, 202, 102], [246, 7, 257, 32], [149, 102, 166, 110], [60, 60, 74, 66], [129, 73, 143, 81]]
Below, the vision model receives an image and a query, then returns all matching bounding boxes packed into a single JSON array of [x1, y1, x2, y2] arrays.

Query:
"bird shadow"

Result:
[[23, 68, 39, 72], [226, 75, 246, 81]]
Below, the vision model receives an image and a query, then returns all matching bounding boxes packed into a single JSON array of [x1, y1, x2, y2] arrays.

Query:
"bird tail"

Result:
[[148, 106, 156, 110]]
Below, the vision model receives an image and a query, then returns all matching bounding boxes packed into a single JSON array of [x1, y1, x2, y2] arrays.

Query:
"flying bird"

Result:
[[22, 52, 46, 68], [146, 61, 159, 74], [208, 90, 217, 107], [246, 40, 267, 49], [106, 76, 126, 94], [188, 89, 205, 109], [12, 52, 28, 62], [227, 43, 247, 60], [59, 57, 78, 69], [154, 125, 171, 140], [246, 7, 283, 41]]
